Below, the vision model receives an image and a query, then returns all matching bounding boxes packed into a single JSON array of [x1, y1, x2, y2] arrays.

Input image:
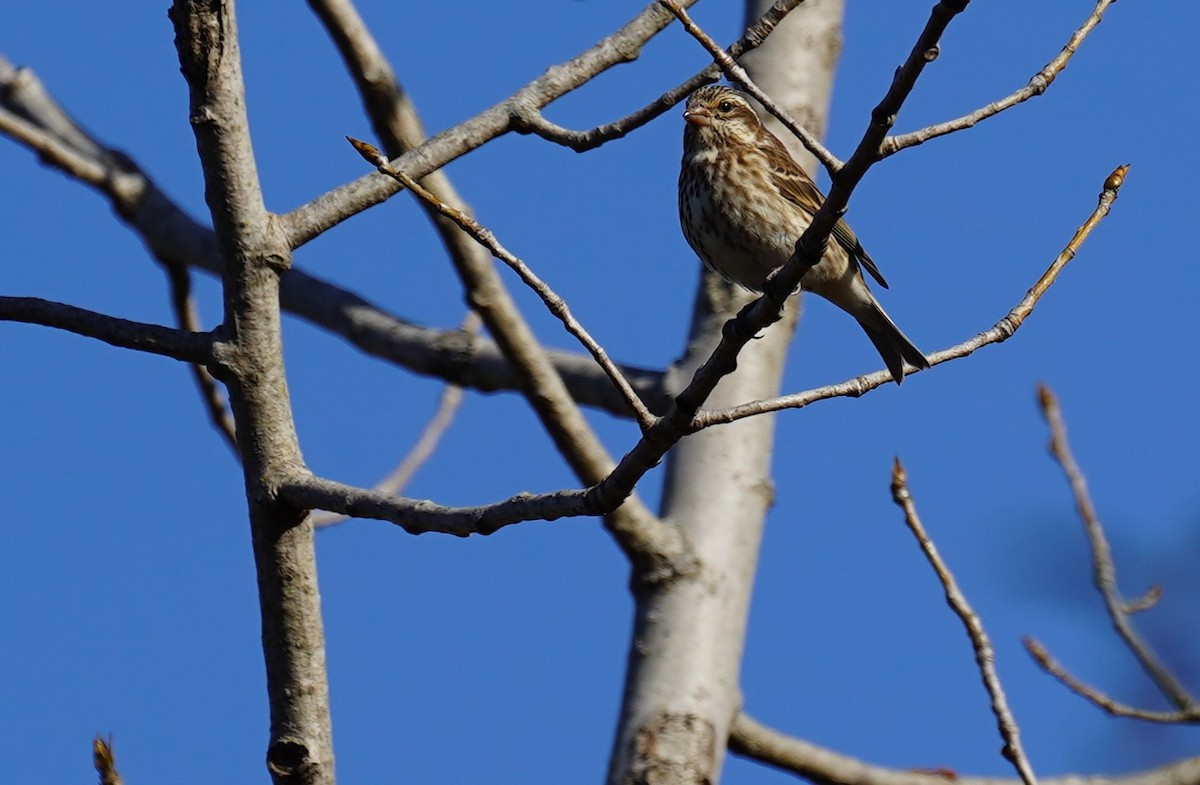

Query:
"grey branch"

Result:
[[890, 459, 1039, 785], [349, 137, 655, 429], [347, 137, 671, 565], [0, 295, 213, 363], [0, 52, 666, 419], [170, 1, 335, 781], [312, 311, 478, 530], [280, 0, 704, 247], [1025, 637, 1200, 725], [165, 264, 238, 452], [279, 473, 598, 537], [1027, 385, 1200, 722], [516, 0, 808, 153], [884, 0, 1118, 156], [695, 164, 1129, 427], [730, 712, 1200, 785]]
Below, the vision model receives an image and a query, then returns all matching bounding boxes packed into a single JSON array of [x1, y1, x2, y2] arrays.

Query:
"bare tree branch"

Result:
[[1028, 385, 1200, 719], [311, 312, 478, 530], [890, 458, 1038, 785], [660, 0, 842, 173], [165, 264, 238, 452], [348, 137, 656, 430], [279, 473, 596, 536], [695, 163, 1129, 427], [730, 712, 1200, 785], [281, 0, 704, 247], [0, 295, 213, 363], [170, 2, 333, 782], [516, 0, 808, 153], [0, 52, 666, 418], [306, 0, 677, 564], [884, 0, 1117, 156], [345, 137, 674, 567], [1024, 637, 1200, 724]]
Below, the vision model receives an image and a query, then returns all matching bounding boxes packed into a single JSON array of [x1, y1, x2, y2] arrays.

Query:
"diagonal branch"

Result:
[[345, 138, 675, 568], [164, 264, 238, 452], [694, 164, 1129, 428], [515, 0, 807, 153], [348, 137, 655, 429], [280, 0, 809, 247], [884, 0, 1117, 155], [0, 295, 213, 363], [890, 459, 1038, 785], [311, 312, 478, 530], [1024, 637, 1200, 724]]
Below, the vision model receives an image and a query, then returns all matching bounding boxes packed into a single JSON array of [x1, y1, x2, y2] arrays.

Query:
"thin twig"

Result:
[[1035, 384, 1200, 714], [884, 0, 1117, 155], [659, 0, 842, 174], [513, 0, 807, 153], [890, 458, 1039, 785], [694, 164, 1130, 428], [164, 264, 238, 453], [312, 312, 479, 529], [348, 137, 656, 430], [1024, 637, 1200, 724], [729, 711, 1200, 785]]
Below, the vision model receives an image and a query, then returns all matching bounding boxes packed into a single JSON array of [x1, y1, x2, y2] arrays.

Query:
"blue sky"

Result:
[[3, 2, 1198, 783]]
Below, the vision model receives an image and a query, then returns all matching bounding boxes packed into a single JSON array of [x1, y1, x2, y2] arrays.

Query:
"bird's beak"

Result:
[[683, 106, 712, 127]]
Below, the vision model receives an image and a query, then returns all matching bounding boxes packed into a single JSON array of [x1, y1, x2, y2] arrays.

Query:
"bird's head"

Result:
[[682, 86, 762, 148]]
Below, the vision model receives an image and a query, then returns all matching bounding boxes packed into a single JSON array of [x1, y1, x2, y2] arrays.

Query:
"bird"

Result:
[[678, 85, 930, 384]]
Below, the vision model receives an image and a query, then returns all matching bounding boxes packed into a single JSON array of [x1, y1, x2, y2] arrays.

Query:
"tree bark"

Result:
[[605, 3, 844, 783], [170, 2, 335, 783]]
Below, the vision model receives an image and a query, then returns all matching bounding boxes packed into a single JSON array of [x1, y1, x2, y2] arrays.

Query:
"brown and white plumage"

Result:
[[678, 85, 929, 384]]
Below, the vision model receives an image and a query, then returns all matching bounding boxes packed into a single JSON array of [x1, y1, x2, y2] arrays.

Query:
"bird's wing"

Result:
[[764, 135, 890, 290]]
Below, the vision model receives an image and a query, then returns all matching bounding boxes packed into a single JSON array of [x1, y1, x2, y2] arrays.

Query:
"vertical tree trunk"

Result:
[[606, 3, 844, 783]]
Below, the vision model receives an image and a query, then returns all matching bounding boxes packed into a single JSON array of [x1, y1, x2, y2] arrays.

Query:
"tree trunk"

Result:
[[605, 2, 844, 783]]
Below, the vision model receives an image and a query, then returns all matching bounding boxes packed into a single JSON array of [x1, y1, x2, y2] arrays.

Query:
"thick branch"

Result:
[[170, 2, 333, 783], [0, 295, 212, 363]]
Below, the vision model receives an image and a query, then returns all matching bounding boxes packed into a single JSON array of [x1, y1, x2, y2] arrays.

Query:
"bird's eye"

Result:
[[717, 100, 733, 113]]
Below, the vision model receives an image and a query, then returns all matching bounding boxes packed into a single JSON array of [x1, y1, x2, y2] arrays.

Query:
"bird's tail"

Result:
[[856, 300, 930, 385]]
